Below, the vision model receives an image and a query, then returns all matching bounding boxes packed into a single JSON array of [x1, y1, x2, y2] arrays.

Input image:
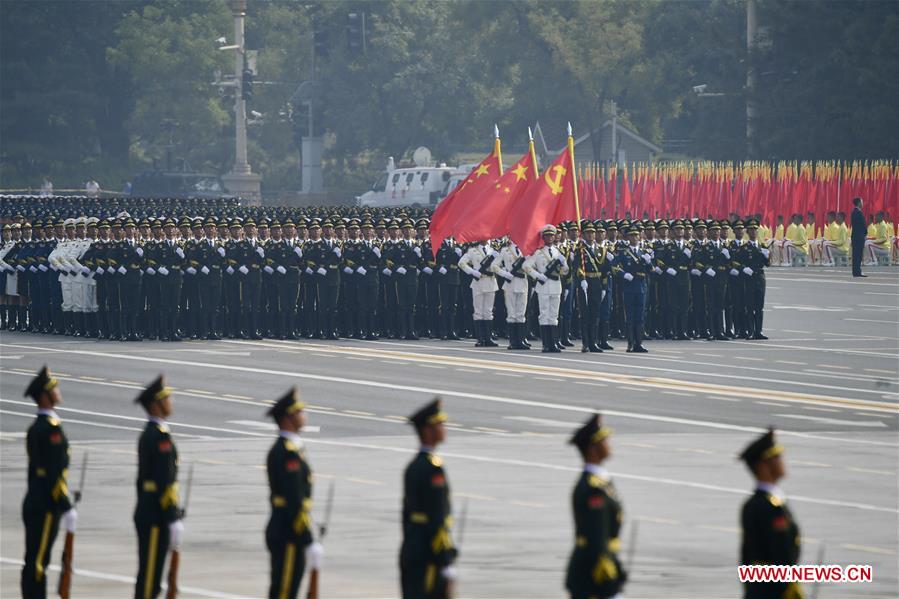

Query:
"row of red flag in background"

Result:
[[430, 132, 899, 256]]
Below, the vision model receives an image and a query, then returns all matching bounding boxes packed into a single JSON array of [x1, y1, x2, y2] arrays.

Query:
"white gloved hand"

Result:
[[606, 253, 615, 262], [186, 267, 197, 275], [563, 289, 569, 301], [471, 270, 482, 279], [305, 541, 324, 571], [557, 254, 567, 265], [226, 266, 235, 275], [690, 268, 701, 276], [623, 272, 634, 282], [316, 267, 327, 276], [62, 508, 77, 533], [705, 268, 715, 277], [217, 246, 226, 257], [743, 266, 754, 276], [81, 266, 91, 275], [29, 265, 37, 273], [146, 267, 156, 276], [396, 266, 406, 275], [16, 264, 25, 271], [423, 266, 433, 275], [256, 247, 265, 258], [39, 264, 48, 272], [601, 290, 607, 302], [263, 265, 274, 275], [536, 273, 548, 283], [498, 269, 513, 281], [169, 520, 184, 550], [382, 268, 392, 276], [333, 247, 341, 258], [722, 248, 730, 259], [683, 248, 692, 258], [356, 266, 367, 275], [201, 266, 210, 275], [441, 566, 458, 582], [95, 266, 105, 275], [761, 248, 770, 258], [642, 253, 652, 264], [372, 247, 381, 258], [175, 247, 184, 259], [117, 266, 127, 275], [413, 246, 421, 257], [580, 280, 588, 293], [158, 266, 170, 276], [438, 266, 447, 275], [729, 268, 739, 276], [238, 265, 249, 275], [294, 246, 303, 257], [343, 266, 353, 275], [653, 266, 662, 275], [305, 267, 314, 275], [136, 246, 144, 257], [454, 247, 463, 256], [276, 266, 286, 275], [666, 267, 676, 276]]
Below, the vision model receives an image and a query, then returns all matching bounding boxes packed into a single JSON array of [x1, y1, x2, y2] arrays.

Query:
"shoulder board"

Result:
[[427, 454, 443, 468], [283, 438, 299, 453], [47, 417, 60, 427], [588, 474, 607, 488], [766, 493, 783, 507], [155, 423, 169, 434]]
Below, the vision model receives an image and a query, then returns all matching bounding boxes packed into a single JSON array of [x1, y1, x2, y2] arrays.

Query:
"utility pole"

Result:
[[610, 100, 618, 167], [222, 0, 262, 204], [746, 0, 758, 159]]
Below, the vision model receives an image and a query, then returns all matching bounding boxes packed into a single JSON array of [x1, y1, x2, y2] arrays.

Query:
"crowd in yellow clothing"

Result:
[[766, 212, 896, 267]]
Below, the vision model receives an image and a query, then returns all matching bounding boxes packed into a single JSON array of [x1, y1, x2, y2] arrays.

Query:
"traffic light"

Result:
[[347, 12, 362, 53], [241, 68, 254, 101], [313, 17, 329, 58]]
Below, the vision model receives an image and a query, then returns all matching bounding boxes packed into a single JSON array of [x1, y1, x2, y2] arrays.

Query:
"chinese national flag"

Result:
[[429, 137, 502, 254], [508, 142, 579, 256], [453, 142, 540, 243]]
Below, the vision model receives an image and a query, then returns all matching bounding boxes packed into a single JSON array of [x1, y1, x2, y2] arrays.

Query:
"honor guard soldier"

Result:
[[157, 220, 186, 341], [565, 414, 626, 599], [739, 429, 802, 599], [660, 220, 692, 340], [457, 238, 499, 347], [265, 388, 323, 599], [134, 376, 183, 599], [401, 398, 457, 598], [571, 221, 610, 353], [616, 225, 652, 353], [21, 366, 77, 599], [737, 220, 770, 340], [391, 219, 423, 340], [704, 221, 731, 341], [354, 219, 383, 340], [435, 238, 462, 340], [493, 238, 530, 350], [524, 224, 570, 352], [195, 217, 225, 340]]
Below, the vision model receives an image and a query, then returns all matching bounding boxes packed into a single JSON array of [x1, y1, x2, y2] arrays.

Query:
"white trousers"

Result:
[[5, 273, 17, 296], [503, 288, 528, 323], [537, 292, 561, 326], [59, 275, 74, 311], [472, 289, 495, 321]]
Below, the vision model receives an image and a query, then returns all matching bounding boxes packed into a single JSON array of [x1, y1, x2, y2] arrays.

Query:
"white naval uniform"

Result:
[[458, 244, 499, 321], [49, 238, 76, 312], [493, 242, 528, 324], [1, 240, 18, 296], [524, 244, 569, 326]]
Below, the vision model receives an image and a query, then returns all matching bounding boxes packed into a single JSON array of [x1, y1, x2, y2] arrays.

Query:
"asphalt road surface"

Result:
[[2, 267, 898, 598]]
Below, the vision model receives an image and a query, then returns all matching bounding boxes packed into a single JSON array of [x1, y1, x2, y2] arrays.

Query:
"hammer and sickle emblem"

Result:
[[544, 165, 567, 195]]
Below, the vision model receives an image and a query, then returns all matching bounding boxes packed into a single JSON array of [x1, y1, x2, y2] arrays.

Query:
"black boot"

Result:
[[599, 322, 614, 350], [548, 325, 562, 352], [540, 325, 551, 353], [633, 328, 649, 353], [581, 321, 591, 353], [559, 318, 574, 347], [20, 306, 30, 331], [518, 323, 532, 348], [589, 322, 603, 353], [7, 305, 18, 331], [626, 327, 635, 352]]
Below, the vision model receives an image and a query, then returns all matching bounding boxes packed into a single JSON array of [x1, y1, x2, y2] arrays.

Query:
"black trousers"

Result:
[[21, 505, 60, 599], [400, 560, 449, 599], [267, 538, 306, 599], [852, 241, 864, 275], [198, 273, 223, 337], [134, 521, 170, 599]]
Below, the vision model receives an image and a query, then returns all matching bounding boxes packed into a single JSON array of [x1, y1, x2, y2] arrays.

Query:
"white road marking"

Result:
[[844, 318, 899, 324], [801, 406, 840, 413], [663, 391, 694, 397], [847, 467, 895, 477], [776, 360, 807, 365], [505, 415, 582, 429], [775, 413, 887, 428], [573, 381, 607, 387], [864, 368, 897, 375], [840, 543, 897, 556], [792, 460, 832, 468], [636, 516, 681, 525], [755, 401, 789, 407], [346, 477, 383, 486], [705, 396, 740, 402], [227, 419, 321, 433]]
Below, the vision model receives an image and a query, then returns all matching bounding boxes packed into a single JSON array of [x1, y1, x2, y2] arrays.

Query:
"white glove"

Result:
[[705, 268, 715, 277], [29, 265, 37, 273], [642, 253, 652, 264], [729, 268, 739, 276], [169, 520, 184, 550], [80, 266, 90, 275], [201, 266, 210, 275], [305, 541, 324, 571], [454, 247, 463, 256], [438, 266, 447, 275], [316, 267, 327, 276], [557, 254, 567, 265], [146, 267, 156, 276], [413, 246, 421, 257], [226, 266, 235, 275], [653, 266, 662, 275], [305, 267, 314, 275], [343, 266, 353, 274], [175, 247, 184, 259], [690, 268, 701, 276], [606, 253, 615, 262], [683, 248, 692, 258], [761, 248, 770, 258], [293, 246, 303, 257], [39, 264, 48, 272], [239, 265, 249, 275], [743, 266, 754, 276], [217, 246, 226, 257], [423, 266, 433, 275], [623, 272, 634, 282], [396, 266, 407, 275], [666, 267, 676, 276], [441, 566, 458, 582], [601, 290, 607, 301], [722, 248, 730, 259], [256, 246, 265, 258], [580, 280, 588, 293], [117, 266, 127, 275], [563, 289, 569, 301], [276, 266, 286, 275], [263, 265, 274, 275], [471, 270, 482, 279], [536, 273, 548, 283], [499, 269, 513, 281], [136, 246, 144, 257], [333, 247, 341, 258], [186, 267, 197, 275], [62, 508, 77, 533], [356, 266, 367, 275], [382, 268, 392, 276], [159, 267, 170, 276], [16, 264, 25, 271], [372, 247, 381, 258]]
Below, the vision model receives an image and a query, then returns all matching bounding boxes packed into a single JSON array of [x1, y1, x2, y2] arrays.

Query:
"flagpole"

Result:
[[568, 123, 590, 308], [494, 124, 504, 176]]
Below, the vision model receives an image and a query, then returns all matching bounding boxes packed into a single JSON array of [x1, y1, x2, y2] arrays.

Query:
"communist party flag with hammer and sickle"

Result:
[[508, 126, 580, 256], [429, 130, 503, 255]]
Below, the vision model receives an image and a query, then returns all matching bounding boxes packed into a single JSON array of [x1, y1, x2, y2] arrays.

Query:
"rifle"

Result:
[[58, 452, 88, 599], [477, 252, 496, 275], [625, 520, 638, 575], [306, 480, 336, 599], [809, 543, 826, 599], [509, 256, 526, 278], [165, 463, 193, 599], [542, 256, 562, 282]]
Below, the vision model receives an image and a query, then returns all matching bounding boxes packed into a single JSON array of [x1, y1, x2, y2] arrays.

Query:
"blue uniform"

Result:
[[615, 244, 652, 352]]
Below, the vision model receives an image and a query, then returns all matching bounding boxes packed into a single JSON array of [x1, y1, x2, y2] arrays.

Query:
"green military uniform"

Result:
[[565, 414, 627, 599], [21, 367, 73, 599], [401, 399, 457, 599], [133, 377, 181, 599], [265, 389, 315, 599]]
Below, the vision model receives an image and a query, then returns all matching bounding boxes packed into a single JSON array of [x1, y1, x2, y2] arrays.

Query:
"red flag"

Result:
[[453, 142, 540, 243], [429, 137, 502, 254], [509, 141, 579, 255]]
